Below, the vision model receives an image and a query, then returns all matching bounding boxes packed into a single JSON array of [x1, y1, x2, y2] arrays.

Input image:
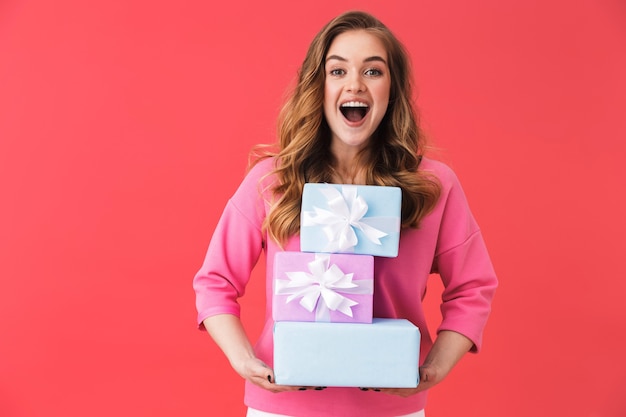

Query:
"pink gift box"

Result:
[[272, 251, 374, 323]]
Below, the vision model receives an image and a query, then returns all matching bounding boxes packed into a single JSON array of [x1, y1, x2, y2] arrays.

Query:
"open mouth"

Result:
[[340, 101, 370, 123]]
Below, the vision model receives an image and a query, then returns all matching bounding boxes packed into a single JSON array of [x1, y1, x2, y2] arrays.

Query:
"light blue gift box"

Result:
[[273, 318, 420, 388], [300, 183, 401, 257]]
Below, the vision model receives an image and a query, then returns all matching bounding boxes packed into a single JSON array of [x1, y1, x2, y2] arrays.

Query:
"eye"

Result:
[[329, 68, 345, 76], [364, 68, 383, 77]]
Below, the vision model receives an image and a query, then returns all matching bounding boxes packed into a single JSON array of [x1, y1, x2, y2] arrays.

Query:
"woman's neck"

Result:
[[330, 144, 370, 185], [332, 162, 366, 185]]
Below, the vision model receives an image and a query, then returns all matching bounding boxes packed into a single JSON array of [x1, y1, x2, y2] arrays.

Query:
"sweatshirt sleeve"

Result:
[[431, 166, 498, 352], [192, 159, 273, 328]]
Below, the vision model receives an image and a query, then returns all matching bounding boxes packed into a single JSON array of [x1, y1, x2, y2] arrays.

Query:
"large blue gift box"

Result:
[[300, 183, 401, 257], [273, 318, 420, 388]]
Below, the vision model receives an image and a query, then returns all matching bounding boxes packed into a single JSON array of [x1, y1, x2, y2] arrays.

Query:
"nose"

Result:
[[346, 72, 365, 93]]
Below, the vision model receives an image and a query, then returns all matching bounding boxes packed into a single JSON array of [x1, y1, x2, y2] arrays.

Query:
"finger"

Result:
[[250, 371, 278, 390], [419, 365, 433, 383], [270, 384, 307, 393], [263, 371, 302, 393], [374, 387, 420, 397], [251, 374, 271, 388], [264, 367, 276, 385], [249, 364, 274, 385]]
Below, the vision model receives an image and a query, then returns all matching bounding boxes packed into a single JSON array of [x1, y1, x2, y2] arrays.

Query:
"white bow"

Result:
[[274, 254, 373, 321], [302, 185, 388, 252]]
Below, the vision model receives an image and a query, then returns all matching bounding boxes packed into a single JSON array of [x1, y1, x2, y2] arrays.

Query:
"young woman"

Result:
[[193, 11, 497, 417]]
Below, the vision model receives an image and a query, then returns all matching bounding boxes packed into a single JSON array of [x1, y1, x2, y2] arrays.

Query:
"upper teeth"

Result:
[[341, 101, 368, 108]]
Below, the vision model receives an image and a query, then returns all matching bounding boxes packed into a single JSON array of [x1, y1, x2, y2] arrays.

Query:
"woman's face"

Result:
[[323, 30, 391, 158]]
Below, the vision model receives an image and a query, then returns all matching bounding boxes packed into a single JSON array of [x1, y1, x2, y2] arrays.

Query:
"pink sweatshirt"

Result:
[[193, 157, 497, 417]]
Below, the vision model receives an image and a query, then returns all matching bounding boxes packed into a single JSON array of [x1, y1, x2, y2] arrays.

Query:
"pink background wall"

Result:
[[1, 1, 625, 416]]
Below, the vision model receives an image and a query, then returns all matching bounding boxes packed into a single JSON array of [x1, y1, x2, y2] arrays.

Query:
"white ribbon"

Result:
[[302, 185, 390, 252], [274, 254, 373, 321]]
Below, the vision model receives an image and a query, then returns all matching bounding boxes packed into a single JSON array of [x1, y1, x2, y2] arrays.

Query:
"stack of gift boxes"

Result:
[[272, 183, 421, 388]]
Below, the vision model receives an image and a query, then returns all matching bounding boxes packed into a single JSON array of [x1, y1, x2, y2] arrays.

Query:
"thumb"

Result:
[[419, 363, 436, 384], [266, 370, 276, 384]]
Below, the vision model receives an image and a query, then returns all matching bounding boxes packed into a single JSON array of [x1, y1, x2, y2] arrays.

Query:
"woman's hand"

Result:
[[365, 361, 445, 397], [232, 356, 302, 393], [363, 330, 474, 397], [203, 314, 306, 394]]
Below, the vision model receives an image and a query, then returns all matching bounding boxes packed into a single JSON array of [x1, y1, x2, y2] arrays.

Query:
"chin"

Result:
[[338, 138, 371, 150]]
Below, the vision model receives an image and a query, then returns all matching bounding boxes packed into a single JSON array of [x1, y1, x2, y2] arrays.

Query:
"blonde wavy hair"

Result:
[[253, 11, 441, 245]]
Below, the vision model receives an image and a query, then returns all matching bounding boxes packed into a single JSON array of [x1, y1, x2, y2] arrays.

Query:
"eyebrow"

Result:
[[325, 55, 387, 65]]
